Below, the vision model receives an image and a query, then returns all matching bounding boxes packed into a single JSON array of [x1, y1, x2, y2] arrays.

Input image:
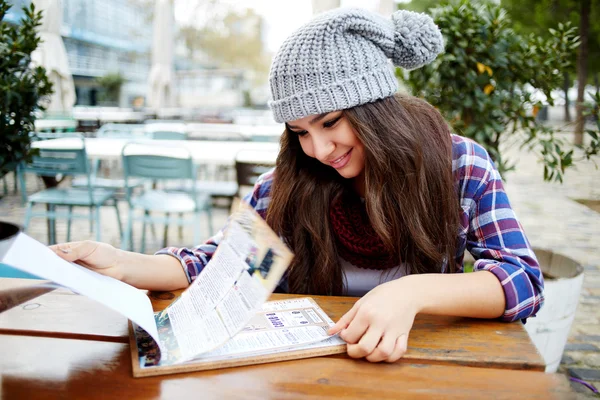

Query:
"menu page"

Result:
[[133, 297, 346, 368], [151, 203, 294, 364], [191, 297, 346, 362]]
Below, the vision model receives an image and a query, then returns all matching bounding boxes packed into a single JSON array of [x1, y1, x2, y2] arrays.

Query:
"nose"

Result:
[[312, 135, 335, 162]]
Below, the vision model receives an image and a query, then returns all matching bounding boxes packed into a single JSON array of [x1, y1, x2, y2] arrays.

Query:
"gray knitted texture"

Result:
[[268, 8, 444, 123]]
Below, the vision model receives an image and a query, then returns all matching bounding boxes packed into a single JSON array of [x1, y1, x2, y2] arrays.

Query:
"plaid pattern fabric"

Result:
[[157, 135, 544, 322]]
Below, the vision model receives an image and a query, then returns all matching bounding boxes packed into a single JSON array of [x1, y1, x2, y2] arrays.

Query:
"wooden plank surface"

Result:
[[0, 334, 572, 400], [0, 278, 128, 342], [285, 294, 546, 371], [0, 279, 545, 371]]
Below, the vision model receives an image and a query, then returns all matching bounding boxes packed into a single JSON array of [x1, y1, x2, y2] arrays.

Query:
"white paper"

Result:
[[155, 204, 294, 363], [1, 233, 163, 354], [161, 231, 277, 362], [182, 241, 247, 316], [189, 297, 346, 362]]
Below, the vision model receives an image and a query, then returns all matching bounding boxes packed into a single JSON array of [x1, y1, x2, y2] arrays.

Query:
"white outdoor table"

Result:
[[73, 110, 145, 123], [185, 123, 283, 141], [34, 119, 78, 132], [32, 138, 279, 167]]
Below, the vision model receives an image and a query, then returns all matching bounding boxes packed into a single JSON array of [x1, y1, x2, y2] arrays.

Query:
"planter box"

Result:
[[524, 249, 584, 373]]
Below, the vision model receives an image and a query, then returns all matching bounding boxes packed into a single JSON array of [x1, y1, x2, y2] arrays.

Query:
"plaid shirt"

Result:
[[157, 135, 544, 322]]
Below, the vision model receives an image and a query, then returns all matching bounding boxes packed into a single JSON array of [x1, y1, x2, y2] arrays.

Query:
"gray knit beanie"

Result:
[[268, 8, 444, 123]]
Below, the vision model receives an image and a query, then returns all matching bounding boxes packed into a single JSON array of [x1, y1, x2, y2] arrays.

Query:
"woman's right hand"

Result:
[[49, 241, 124, 281]]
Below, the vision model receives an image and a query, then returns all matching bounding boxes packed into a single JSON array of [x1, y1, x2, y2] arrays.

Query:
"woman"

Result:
[[52, 8, 544, 363]]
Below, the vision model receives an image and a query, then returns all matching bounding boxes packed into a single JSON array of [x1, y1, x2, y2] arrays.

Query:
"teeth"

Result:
[[334, 152, 347, 163]]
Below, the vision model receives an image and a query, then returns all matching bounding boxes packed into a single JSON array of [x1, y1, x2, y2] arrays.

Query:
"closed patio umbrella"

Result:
[[31, 0, 76, 115], [148, 0, 176, 110], [312, 0, 340, 15], [378, 0, 395, 16]]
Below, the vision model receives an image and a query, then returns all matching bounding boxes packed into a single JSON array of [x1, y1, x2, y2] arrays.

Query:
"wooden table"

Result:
[[0, 278, 574, 399]]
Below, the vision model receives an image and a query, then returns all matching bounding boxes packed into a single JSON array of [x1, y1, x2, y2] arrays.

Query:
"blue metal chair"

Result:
[[72, 124, 147, 197], [4, 132, 80, 202], [96, 123, 149, 139], [150, 131, 188, 140], [121, 143, 213, 253], [150, 129, 224, 198], [18, 137, 122, 244]]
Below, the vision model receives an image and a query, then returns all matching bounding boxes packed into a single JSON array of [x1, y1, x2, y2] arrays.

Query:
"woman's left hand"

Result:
[[327, 278, 420, 363]]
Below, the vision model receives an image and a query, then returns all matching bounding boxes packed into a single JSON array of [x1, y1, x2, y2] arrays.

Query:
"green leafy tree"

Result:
[[582, 91, 600, 160], [501, 0, 577, 122], [502, 0, 600, 142], [0, 1, 53, 180], [402, 0, 599, 182], [397, 0, 442, 13], [574, 0, 592, 144], [180, 9, 270, 84], [96, 73, 125, 105]]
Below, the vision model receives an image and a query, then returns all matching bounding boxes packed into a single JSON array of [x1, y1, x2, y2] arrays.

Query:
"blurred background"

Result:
[[3, 0, 598, 125], [4, 0, 403, 123]]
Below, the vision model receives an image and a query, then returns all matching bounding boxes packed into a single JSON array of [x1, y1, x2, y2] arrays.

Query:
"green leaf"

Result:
[[401, 0, 589, 182], [0, 0, 53, 176]]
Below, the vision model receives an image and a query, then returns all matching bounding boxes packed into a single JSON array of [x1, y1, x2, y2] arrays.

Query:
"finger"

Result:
[[366, 333, 398, 363], [385, 333, 409, 363], [49, 241, 94, 263], [328, 301, 360, 335], [49, 243, 72, 257], [347, 326, 384, 359], [339, 311, 371, 345]]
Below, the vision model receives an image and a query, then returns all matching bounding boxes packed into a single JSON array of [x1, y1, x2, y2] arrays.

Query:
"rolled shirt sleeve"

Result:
[[462, 142, 544, 322]]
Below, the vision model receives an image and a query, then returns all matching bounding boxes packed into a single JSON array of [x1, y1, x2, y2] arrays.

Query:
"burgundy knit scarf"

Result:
[[329, 191, 397, 270]]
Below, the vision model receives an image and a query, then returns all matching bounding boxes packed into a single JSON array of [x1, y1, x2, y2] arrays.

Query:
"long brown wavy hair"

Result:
[[266, 94, 460, 295]]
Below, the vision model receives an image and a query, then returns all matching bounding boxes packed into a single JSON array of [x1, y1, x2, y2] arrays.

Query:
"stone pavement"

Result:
[[1, 138, 599, 397], [502, 139, 600, 398]]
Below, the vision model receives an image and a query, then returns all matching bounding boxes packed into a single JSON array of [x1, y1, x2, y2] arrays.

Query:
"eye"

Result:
[[290, 129, 308, 137], [323, 115, 342, 128]]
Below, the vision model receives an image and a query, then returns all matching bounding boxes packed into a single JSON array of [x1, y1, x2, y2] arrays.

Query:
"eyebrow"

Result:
[[286, 112, 332, 130]]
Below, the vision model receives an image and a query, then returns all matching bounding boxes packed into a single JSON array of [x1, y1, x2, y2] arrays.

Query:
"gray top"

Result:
[[342, 258, 407, 297]]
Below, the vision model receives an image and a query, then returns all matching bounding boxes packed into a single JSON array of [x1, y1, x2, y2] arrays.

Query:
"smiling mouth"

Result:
[[330, 149, 352, 169]]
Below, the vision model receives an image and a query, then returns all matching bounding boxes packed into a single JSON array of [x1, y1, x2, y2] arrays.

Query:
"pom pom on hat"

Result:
[[391, 10, 445, 70]]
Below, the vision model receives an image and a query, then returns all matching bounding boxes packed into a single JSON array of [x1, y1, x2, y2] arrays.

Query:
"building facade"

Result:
[[6, 0, 151, 107], [7, 0, 261, 112], [177, 69, 246, 109]]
